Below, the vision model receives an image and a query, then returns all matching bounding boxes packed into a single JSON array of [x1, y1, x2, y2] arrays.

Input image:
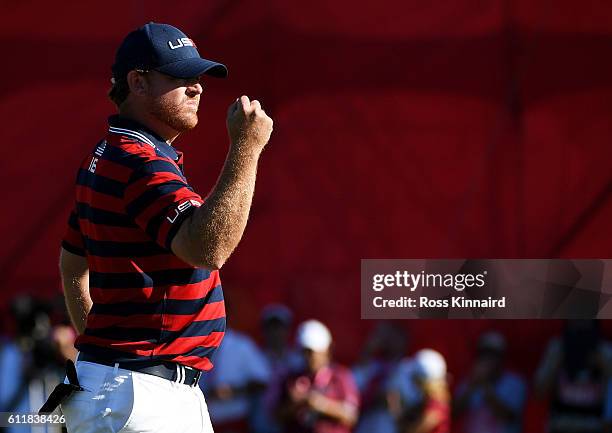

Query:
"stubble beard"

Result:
[[148, 95, 199, 133]]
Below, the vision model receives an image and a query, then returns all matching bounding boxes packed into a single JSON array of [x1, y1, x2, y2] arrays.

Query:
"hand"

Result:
[[226, 95, 273, 153], [213, 384, 234, 400], [289, 377, 311, 403], [52, 324, 77, 362]]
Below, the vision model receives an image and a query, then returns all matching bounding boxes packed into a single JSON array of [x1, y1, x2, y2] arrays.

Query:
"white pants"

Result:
[[60, 360, 214, 433]]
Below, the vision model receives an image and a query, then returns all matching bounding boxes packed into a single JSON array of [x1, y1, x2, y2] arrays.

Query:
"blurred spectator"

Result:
[[255, 304, 303, 433], [0, 295, 74, 433], [352, 322, 408, 433], [388, 349, 450, 433], [387, 355, 427, 422], [277, 319, 359, 433], [535, 320, 612, 433], [200, 327, 271, 433], [453, 331, 526, 433], [260, 303, 303, 373]]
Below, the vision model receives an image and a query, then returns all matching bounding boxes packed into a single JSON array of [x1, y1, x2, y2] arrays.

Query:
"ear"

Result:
[[126, 70, 148, 96]]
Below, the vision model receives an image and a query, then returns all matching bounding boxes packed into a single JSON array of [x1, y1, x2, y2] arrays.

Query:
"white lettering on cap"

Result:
[[168, 38, 196, 50]]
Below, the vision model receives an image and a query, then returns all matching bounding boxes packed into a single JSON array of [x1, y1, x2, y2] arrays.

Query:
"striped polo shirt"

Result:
[[62, 115, 226, 371]]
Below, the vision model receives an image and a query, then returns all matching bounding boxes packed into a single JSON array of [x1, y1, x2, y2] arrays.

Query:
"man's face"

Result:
[[143, 70, 203, 133], [474, 351, 503, 380], [303, 347, 330, 373], [263, 320, 290, 348]]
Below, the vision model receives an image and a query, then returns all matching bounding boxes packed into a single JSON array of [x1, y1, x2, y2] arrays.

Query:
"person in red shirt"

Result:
[[277, 320, 360, 433], [48, 21, 273, 433]]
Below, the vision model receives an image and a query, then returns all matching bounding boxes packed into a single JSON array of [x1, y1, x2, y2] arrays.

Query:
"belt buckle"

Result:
[[175, 364, 186, 384], [174, 364, 201, 387]]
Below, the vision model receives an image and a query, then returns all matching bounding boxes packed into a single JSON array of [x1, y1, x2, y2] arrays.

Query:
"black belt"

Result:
[[78, 352, 202, 387]]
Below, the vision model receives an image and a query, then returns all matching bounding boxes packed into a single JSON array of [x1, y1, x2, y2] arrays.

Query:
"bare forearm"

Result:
[[182, 145, 260, 268], [309, 393, 357, 427], [172, 95, 272, 269], [59, 248, 91, 334], [387, 391, 404, 419], [62, 273, 91, 334]]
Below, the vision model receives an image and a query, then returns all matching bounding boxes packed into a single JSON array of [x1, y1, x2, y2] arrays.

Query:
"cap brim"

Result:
[[263, 315, 289, 324], [299, 343, 327, 352], [298, 339, 331, 352], [155, 57, 228, 79]]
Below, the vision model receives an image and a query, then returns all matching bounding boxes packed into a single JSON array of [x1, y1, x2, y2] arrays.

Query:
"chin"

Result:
[[187, 117, 198, 130], [170, 114, 198, 132], [185, 112, 199, 128]]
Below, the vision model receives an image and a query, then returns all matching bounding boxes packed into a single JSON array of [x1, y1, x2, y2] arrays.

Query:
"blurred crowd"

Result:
[[1, 296, 612, 433]]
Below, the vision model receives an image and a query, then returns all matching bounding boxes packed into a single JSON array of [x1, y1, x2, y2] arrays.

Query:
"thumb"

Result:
[[240, 95, 251, 113]]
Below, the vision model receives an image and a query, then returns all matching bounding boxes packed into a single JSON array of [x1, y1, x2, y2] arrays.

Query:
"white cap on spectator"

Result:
[[296, 320, 332, 352], [413, 349, 446, 380]]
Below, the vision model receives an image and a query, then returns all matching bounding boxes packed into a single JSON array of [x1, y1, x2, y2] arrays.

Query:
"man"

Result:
[[453, 332, 526, 433], [353, 322, 408, 433], [276, 320, 360, 433], [387, 349, 450, 433], [259, 304, 302, 375], [2, 296, 65, 433], [535, 320, 612, 433], [56, 22, 273, 433], [255, 304, 303, 433]]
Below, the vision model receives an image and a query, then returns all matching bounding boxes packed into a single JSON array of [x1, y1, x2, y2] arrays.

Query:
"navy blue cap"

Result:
[[112, 22, 227, 80]]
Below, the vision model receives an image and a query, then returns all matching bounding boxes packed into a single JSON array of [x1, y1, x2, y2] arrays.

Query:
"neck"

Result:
[[118, 104, 180, 144]]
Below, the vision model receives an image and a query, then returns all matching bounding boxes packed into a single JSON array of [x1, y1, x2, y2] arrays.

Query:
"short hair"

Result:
[[108, 76, 130, 107]]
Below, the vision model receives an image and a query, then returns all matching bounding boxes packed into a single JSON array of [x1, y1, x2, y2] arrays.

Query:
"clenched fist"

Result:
[[226, 95, 273, 153]]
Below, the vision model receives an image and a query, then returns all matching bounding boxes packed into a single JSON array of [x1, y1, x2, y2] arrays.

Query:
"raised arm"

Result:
[[171, 95, 273, 269]]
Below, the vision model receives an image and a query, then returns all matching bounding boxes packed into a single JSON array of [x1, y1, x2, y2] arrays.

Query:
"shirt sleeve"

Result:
[[387, 360, 423, 407], [386, 362, 404, 392], [351, 365, 369, 391], [124, 157, 203, 250], [496, 373, 527, 414], [243, 338, 272, 383], [61, 205, 86, 256]]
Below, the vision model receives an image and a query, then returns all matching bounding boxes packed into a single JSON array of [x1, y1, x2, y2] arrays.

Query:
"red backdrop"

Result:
[[1, 2, 612, 431]]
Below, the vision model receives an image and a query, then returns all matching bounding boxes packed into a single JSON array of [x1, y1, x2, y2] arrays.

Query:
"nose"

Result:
[[186, 82, 203, 96]]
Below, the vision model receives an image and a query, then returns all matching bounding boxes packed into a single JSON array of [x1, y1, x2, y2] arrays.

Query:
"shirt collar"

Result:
[[108, 115, 180, 162]]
